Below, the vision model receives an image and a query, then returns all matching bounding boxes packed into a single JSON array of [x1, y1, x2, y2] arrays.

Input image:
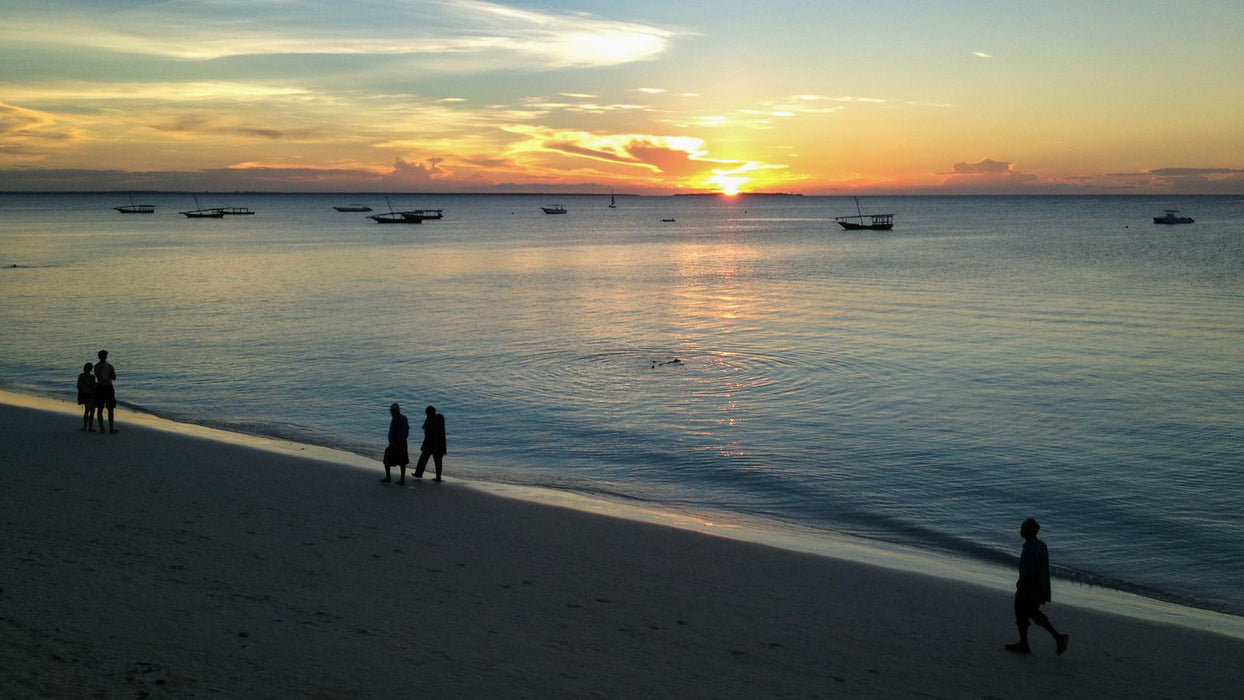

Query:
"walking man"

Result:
[[382, 403, 410, 484], [414, 405, 446, 481], [1006, 517, 1069, 655], [94, 350, 118, 434]]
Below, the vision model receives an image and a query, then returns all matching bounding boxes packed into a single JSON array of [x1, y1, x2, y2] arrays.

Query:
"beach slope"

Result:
[[2, 399, 1241, 698]]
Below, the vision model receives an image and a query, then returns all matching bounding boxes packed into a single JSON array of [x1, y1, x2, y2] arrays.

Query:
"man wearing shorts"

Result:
[[94, 349, 118, 434]]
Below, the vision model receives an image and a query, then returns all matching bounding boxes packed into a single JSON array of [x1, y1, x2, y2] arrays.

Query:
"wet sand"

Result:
[[2, 395, 1241, 698]]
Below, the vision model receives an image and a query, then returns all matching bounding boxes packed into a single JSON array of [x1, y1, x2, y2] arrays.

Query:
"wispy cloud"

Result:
[[1144, 167, 1244, 176], [972, 51, 993, 59], [0, 0, 680, 70]]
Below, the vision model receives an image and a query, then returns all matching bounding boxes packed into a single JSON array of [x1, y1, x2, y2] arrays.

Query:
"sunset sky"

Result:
[[2, 1, 1242, 194]]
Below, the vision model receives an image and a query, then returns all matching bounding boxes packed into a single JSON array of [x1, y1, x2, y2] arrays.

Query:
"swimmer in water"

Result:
[[652, 358, 683, 368]]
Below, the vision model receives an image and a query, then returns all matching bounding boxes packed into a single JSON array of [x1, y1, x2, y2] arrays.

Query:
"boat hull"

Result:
[[114, 205, 155, 214], [1153, 217, 1194, 224], [837, 221, 893, 231], [180, 209, 225, 218]]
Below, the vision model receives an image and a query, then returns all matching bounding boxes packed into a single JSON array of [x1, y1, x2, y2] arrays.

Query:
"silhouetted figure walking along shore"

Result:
[[1005, 517, 1069, 655], [414, 405, 446, 481], [382, 402, 410, 484]]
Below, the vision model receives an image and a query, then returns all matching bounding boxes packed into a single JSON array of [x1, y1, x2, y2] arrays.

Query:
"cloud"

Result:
[[0, 102, 83, 161], [146, 114, 314, 141], [0, 103, 49, 136], [386, 156, 449, 183], [0, 1, 680, 70], [933, 157, 1040, 192], [941, 157, 1019, 176], [1144, 167, 1244, 176], [973, 51, 993, 59]]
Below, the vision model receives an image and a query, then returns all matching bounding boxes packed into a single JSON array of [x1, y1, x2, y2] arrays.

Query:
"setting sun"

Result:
[[0, 2, 1240, 194]]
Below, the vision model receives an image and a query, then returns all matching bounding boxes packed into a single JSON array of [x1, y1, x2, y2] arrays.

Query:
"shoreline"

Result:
[[4, 388, 1241, 640], [3, 390, 1243, 697]]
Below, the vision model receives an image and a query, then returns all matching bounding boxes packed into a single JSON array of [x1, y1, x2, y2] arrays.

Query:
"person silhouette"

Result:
[[381, 402, 410, 484], [414, 405, 446, 481], [1005, 518, 1069, 655], [77, 362, 97, 431], [93, 350, 118, 434]]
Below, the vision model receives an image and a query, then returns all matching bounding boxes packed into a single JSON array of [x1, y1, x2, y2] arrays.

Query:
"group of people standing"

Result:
[[76, 349, 118, 434], [382, 403, 446, 485]]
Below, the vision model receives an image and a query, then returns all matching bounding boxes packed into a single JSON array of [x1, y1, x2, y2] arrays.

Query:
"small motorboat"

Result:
[[1153, 209, 1194, 225], [541, 205, 567, 215]]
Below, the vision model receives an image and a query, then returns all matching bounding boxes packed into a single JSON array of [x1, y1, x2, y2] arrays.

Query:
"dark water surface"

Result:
[[2, 192, 1241, 615]]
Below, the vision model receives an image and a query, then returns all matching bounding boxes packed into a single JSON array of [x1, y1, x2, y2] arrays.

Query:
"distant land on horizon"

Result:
[[5, 191, 1241, 198]]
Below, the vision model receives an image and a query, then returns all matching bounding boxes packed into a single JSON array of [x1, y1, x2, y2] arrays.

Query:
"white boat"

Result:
[[1153, 209, 1194, 225]]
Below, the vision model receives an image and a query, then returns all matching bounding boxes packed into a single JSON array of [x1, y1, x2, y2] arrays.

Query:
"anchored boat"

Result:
[[835, 197, 893, 230], [1153, 209, 1194, 225]]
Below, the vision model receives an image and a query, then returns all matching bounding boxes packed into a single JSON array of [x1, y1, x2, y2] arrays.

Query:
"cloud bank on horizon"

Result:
[[1, 0, 1242, 194]]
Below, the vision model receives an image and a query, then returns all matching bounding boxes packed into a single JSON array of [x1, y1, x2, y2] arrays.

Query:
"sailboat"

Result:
[[367, 196, 444, 224], [834, 197, 893, 230], [608, 189, 616, 209], [180, 195, 224, 218], [113, 194, 155, 214]]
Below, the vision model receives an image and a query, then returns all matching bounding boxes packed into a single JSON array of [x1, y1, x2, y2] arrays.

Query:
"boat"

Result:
[[661, 218, 676, 223], [608, 190, 616, 209], [1153, 209, 1194, 225], [541, 205, 567, 215], [333, 204, 373, 212], [403, 209, 443, 222], [835, 197, 893, 230], [367, 198, 444, 224], [368, 212, 414, 224], [180, 196, 224, 218], [180, 208, 225, 218], [114, 195, 155, 214], [217, 207, 255, 216]]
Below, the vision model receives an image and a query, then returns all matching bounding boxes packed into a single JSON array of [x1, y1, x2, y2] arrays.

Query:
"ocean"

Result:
[[2, 192, 1241, 617]]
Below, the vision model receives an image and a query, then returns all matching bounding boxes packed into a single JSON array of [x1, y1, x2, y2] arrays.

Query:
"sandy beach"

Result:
[[2, 395, 1241, 698]]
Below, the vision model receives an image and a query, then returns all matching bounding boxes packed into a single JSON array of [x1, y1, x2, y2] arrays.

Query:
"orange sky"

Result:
[[2, 1, 1242, 194]]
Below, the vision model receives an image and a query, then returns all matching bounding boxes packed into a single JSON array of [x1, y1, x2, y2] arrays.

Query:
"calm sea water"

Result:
[[2, 192, 1242, 615]]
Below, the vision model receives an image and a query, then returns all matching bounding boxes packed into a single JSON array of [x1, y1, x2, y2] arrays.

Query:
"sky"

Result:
[[1, 0, 1243, 195]]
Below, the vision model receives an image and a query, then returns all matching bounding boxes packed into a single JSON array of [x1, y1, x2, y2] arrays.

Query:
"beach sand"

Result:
[[2, 396, 1241, 698]]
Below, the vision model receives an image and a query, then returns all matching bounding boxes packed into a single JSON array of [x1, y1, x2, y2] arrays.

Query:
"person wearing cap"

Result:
[[93, 350, 118, 434], [381, 403, 410, 484], [1005, 517, 1069, 655]]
